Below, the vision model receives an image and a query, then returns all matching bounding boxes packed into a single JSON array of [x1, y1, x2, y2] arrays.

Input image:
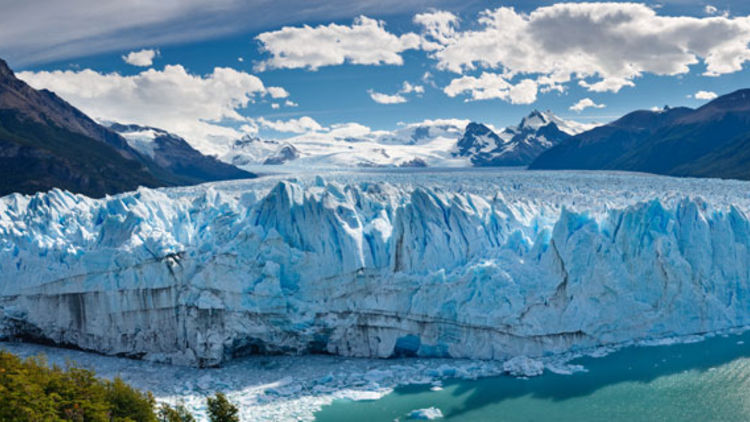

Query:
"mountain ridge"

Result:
[[0, 58, 254, 198], [455, 110, 579, 166], [530, 89, 750, 180]]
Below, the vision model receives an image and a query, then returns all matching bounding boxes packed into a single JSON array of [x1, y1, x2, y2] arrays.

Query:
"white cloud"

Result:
[[255, 16, 421, 71], [18, 65, 280, 155], [421, 3, 750, 96], [258, 116, 323, 133], [267, 86, 289, 98], [368, 90, 407, 104], [705, 5, 729, 17], [367, 80, 424, 104], [327, 122, 372, 138], [271, 103, 280, 109], [238, 57, 244, 62], [240, 123, 258, 136], [284, 100, 298, 107], [444, 72, 538, 104], [693, 90, 719, 100], [122, 48, 158, 67], [400, 81, 424, 94], [414, 10, 459, 50], [1, 0, 457, 66], [570, 98, 606, 112]]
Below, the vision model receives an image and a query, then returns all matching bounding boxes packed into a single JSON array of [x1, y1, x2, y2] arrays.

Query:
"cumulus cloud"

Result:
[[122, 48, 158, 67], [266, 86, 289, 98], [400, 81, 424, 94], [705, 5, 729, 17], [368, 80, 424, 104], [368, 90, 407, 104], [570, 98, 606, 112], [693, 90, 719, 100], [284, 99, 298, 107], [2, 0, 459, 66], [18, 65, 283, 155], [414, 10, 459, 50], [444, 72, 538, 104], [420, 3, 750, 98], [255, 16, 421, 71], [327, 122, 372, 138], [258, 116, 323, 133]]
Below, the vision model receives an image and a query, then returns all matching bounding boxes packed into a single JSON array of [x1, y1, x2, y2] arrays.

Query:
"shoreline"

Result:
[[3, 326, 748, 421]]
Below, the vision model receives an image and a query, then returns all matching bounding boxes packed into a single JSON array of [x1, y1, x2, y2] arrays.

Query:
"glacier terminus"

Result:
[[2, 169, 750, 368]]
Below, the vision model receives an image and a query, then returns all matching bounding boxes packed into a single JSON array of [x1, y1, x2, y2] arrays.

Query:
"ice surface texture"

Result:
[[2, 169, 750, 367]]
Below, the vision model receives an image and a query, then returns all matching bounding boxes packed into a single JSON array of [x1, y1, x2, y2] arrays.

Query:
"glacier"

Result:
[[2, 169, 750, 368]]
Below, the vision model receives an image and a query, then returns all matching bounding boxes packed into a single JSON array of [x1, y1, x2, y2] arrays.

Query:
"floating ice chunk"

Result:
[[503, 356, 545, 377], [408, 407, 444, 420]]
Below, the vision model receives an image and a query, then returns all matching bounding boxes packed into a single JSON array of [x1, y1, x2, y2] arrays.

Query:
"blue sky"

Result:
[[2, 0, 750, 150]]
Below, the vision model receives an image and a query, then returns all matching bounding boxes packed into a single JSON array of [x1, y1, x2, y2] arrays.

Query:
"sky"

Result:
[[2, 0, 750, 155]]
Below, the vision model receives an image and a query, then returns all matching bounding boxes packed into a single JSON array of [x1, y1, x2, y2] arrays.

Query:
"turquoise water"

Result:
[[315, 332, 750, 421]]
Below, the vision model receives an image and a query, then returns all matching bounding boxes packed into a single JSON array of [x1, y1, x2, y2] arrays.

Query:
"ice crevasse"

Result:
[[1, 172, 749, 367]]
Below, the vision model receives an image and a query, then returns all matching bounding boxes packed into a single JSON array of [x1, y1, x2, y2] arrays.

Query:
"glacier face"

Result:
[[2, 169, 750, 367]]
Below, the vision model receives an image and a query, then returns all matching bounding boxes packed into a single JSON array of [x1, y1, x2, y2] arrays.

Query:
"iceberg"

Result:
[[2, 169, 750, 367], [408, 407, 444, 420]]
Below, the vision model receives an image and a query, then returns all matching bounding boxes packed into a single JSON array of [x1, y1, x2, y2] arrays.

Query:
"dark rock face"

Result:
[[531, 89, 750, 180]]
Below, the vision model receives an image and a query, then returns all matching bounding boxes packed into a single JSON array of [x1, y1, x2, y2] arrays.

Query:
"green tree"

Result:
[[107, 377, 157, 422], [206, 392, 239, 422], [158, 402, 195, 422], [0, 350, 158, 421]]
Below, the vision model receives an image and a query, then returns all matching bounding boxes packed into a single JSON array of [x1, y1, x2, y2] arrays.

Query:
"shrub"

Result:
[[0, 350, 160, 421], [157, 402, 196, 422], [206, 392, 239, 422]]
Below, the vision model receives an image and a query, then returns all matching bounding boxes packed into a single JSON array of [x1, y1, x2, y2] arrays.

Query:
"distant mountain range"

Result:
[[0, 58, 253, 198], [222, 112, 588, 168], [5, 53, 750, 198], [531, 89, 750, 180]]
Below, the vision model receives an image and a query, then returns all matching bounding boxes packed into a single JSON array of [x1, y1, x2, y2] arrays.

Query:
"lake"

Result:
[[315, 330, 750, 421]]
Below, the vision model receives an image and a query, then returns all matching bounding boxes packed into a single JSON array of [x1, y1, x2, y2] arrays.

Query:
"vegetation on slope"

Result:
[[0, 350, 241, 422]]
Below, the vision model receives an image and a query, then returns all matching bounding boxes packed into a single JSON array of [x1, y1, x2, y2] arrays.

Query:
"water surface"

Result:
[[316, 331, 750, 421]]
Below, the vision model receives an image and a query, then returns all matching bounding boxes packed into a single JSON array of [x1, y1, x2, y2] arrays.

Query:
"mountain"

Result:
[[108, 123, 254, 183], [262, 143, 300, 165], [222, 135, 287, 167], [0, 58, 253, 198], [455, 110, 583, 166], [0, 59, 165, 197], [220, 120, 471, 168], [530, 89, 750, 180]]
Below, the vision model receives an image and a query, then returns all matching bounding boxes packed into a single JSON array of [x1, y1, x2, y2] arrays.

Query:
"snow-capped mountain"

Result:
[[221, 119, 471, 168], [222, 135, 284, 167], [376, 119, 467, 145], [219, 114, 590, 170], [2, 171, 750, 367], [456, 110, 588, 166], [108, 123, 254, 183], [262, 143, 300, 165]]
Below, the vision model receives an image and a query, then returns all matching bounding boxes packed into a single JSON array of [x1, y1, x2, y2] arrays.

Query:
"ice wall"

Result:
[[2, 171, 750, 366]]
